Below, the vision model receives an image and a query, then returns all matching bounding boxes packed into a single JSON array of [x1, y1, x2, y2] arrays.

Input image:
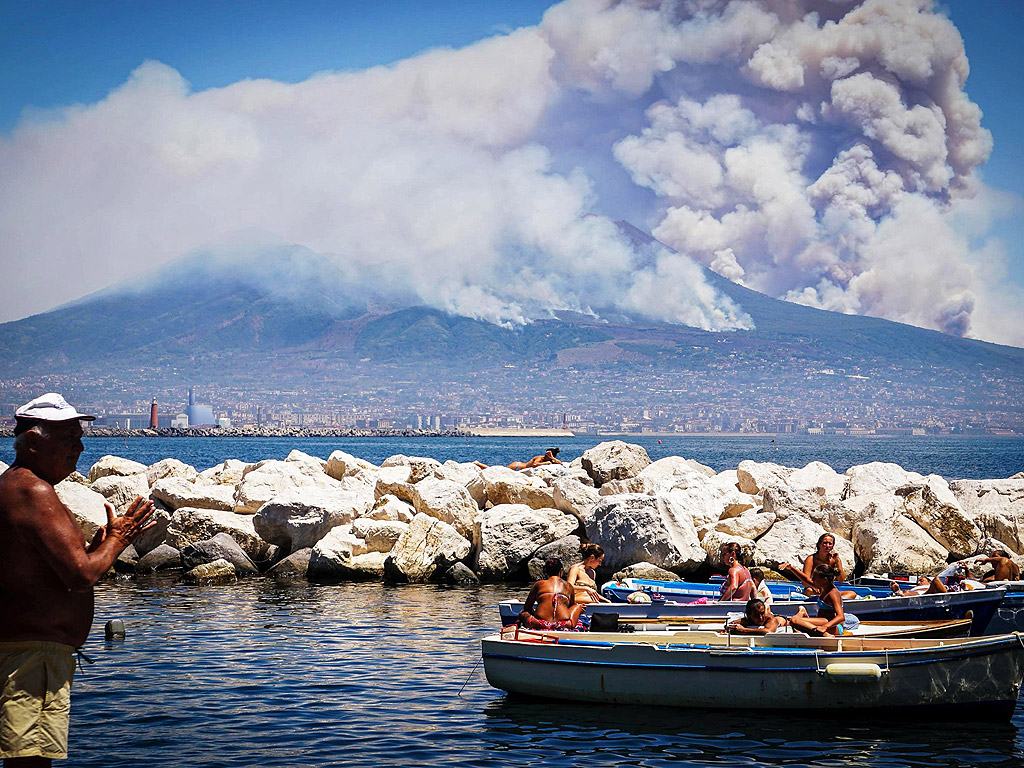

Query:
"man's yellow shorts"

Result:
[[0, 641, 76, 760]]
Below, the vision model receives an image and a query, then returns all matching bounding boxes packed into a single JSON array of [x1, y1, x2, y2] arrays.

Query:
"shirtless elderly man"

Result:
[[0, 393, 154, 766]]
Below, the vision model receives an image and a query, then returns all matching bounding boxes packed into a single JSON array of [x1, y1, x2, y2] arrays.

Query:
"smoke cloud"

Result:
[[1, 0, 1019, 344]]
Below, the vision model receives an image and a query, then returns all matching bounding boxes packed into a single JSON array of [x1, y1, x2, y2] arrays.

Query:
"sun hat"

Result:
[[15, 392, 95, 422]]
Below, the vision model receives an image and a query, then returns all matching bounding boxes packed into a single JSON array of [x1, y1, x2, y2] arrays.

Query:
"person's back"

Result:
[[519, 557, 583, 629]]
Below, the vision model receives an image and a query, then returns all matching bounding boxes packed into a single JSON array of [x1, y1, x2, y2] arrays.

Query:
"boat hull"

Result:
[[482, 632, 1024, 720]]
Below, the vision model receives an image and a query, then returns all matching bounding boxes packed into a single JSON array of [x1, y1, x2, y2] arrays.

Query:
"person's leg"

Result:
[[926, 577, 948, 594], [473, 461, 488, 469], [570, 604, 585, 626]]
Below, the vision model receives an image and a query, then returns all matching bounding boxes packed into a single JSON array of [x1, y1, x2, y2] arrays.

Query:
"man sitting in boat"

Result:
[[727, 598, 789, 635], [518, 558, 585, 631], [980, 550, 1021, 582], [788, 565, 859, 637]]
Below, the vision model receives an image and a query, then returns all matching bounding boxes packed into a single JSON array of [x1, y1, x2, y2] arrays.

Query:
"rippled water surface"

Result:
[[72, 579, 1024, 768]]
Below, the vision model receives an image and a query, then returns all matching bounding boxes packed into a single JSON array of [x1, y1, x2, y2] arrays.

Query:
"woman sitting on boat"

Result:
[[566, 543, 611, 604], [518, 557, 585, 631], [780, 533, 848, 584], [718, 542, 756, 602], [789, 565, 857, 637], [727, 598, 788, 635]]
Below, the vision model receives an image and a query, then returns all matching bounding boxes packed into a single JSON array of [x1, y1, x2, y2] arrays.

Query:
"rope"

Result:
[[457, 656, 484, 697]]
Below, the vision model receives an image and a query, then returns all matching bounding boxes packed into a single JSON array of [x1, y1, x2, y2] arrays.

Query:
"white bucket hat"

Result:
[[15, 392, 95, 422]]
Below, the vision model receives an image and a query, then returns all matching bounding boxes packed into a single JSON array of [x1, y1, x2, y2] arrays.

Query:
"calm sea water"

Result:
[[1, 433, 1019, 480], [73, 577, 1024, 768], [14, 436, 1024, 766]]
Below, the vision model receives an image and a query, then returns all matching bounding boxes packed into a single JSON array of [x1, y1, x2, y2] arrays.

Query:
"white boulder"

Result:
[[474, 504, 579, 580], [787, 461, 847, 498], [581, 441, 651, 486], [90, 473, 150, 515], [87, 455, 148, 483], [351, 518, 409, 554], [233, 460, 342, 515], [253, 488, 371, 551], [384, 513, 472, 583], [364, 494, 416, 523], [736, 460, 792, 495], [843, 462, 924, 499], [146, 458, 198, 487], [196, 459, 251, 486], [584, 493, 706, 574], [409, 477, 479, 538], [380, 454, 442, 483], [166, 507, 271, 562], [151, 478, 235, 512], [481, 466, 556, 509], [325, 449, 378, 481], [54, 479, 109, 541]]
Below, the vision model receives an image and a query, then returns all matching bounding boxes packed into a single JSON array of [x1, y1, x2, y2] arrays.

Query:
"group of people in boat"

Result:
[[517, 527, 1020, 636]]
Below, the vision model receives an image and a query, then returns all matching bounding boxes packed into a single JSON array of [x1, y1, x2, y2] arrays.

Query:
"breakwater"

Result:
[[22, 438, 1021, 587]]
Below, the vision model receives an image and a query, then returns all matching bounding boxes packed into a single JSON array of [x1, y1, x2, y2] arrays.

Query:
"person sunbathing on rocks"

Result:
[[518, 557, 584, 631], [474, 448, 564, 471], [727, 598, 789, 635]]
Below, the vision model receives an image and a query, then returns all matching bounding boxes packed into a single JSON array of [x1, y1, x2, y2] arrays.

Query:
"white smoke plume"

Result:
[[0, 0, 1018, 344]]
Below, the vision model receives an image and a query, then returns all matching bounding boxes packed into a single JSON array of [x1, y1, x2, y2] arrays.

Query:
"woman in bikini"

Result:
[[518, 557, 584, 630], [781, 533, 848, 583], [566, 543, 611, 604], [718, 542, 756, 602], [789, 564, 848, 636]]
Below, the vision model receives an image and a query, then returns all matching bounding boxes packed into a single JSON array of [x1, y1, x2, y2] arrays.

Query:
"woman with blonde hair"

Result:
[[566, 543, 611, 604]]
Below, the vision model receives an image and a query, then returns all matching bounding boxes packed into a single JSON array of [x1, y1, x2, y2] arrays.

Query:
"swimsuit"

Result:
[[521, 592, 583, 631], [720, 567, 754, 600], [816, 594, 845, 635]]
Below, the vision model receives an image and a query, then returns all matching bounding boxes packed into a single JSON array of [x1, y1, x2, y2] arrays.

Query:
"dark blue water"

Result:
[[2, 434, 1019, 480], [74, 578, 1024, 768]]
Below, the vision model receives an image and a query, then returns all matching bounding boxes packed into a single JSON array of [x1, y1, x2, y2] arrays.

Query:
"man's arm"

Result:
[[9, 482, 153, 591]]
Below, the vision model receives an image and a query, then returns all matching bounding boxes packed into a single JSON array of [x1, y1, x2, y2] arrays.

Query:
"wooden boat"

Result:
[[481, 627, 1024, 720], [497, 585, 1006, 635]]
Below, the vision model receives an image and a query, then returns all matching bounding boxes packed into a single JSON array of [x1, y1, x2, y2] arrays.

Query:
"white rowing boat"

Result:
[[481, 628, 1024, 720]]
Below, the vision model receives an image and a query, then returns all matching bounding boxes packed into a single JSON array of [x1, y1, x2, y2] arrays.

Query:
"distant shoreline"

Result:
[[0, 427, 1018, 439]]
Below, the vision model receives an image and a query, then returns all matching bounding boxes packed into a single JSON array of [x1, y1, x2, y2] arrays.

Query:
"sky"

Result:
[[1, 0, 1022, 346]]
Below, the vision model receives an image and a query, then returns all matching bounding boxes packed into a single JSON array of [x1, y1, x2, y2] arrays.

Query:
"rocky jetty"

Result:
[[57, 441, 1023, 585]]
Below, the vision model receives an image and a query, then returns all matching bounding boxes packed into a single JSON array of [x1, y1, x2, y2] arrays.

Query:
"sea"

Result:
[[11, 435, 1024, 767]]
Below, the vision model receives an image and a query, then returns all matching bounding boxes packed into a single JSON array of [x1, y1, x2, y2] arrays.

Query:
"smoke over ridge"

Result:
[[1, 0, 1020, 343]]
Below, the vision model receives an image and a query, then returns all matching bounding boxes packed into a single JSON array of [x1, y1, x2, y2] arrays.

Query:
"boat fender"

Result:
[[823, 663, 883, 682]]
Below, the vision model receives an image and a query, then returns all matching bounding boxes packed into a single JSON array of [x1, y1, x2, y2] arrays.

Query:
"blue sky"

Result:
[[1, 0, 1022, 339]]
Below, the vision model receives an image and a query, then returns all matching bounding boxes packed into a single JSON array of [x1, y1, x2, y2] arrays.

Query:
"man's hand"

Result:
[[103, 497, 156, 544]]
